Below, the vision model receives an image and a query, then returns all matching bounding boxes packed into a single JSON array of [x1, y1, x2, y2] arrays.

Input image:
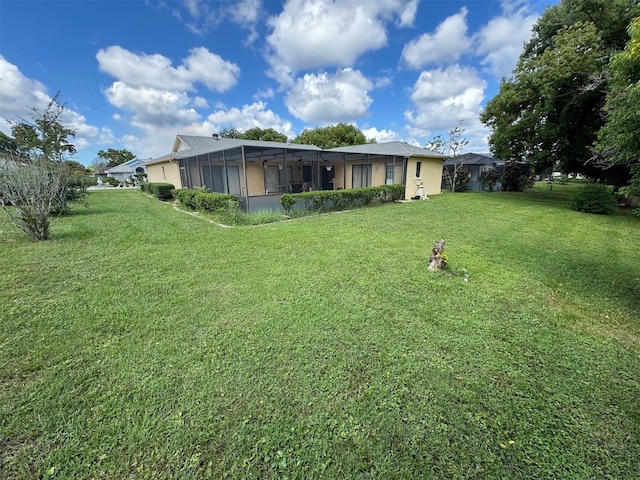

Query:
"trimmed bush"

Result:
[[280, 194, 296, 215], [572, 184, 618, 215], [172, 189, 241, 213], [145, 182, 175, 200], [280, 184, 405, 213]]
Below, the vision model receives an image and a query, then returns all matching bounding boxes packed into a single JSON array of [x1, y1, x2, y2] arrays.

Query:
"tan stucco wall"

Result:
[[371, 161, 386, 186], [147, 162, 182, 188], [404, 156, 443, 199], [245, 162, 265, 196]]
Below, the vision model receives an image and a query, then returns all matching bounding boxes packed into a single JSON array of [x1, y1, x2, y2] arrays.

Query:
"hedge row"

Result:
[[172, 188, 241, 212], [281, 184, 405, 213], [140, 182, 175, 200]]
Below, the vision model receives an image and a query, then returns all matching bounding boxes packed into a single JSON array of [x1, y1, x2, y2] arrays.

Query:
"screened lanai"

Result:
[[146, 135, 445, 211]]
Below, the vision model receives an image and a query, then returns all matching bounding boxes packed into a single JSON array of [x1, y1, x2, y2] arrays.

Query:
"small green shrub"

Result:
[[480, 168, 501, 191], [145, 182, 175, 200], [282, 185, 404, 213], [571, 184, 618, 215], [502, 162, 530, 192], [104, 176, 119, 187], [280, 194, 297, 215]]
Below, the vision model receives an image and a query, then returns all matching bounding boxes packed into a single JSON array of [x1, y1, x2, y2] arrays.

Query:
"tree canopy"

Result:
[[480, 0, 639, 183], [9, 92, 77, 162], [0, 131, 19, 157], [218, 127, 288, 143], [241, 127, 288, 143], [96, 148, 136, 168], [292, 123, 373, 149]]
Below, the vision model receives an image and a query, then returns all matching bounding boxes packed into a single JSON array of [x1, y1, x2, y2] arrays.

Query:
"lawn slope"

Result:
[[1, 189, 639, 479]]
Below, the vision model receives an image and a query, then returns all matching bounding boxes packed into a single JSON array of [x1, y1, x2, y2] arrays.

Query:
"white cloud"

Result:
[[96, 45, 240, 92], [404, 64, 487, 132], [285, 68, 373, 123], [361, 127, 400, 143], [475, 4, 538, 78], [201, 101, 295, 138], [230, 0, 261, 26], [266, 0, 416, 74], [402, 7, 472, 69], [0, 56, 114, 154], [103, 81, 201, 129], [0, 55, 51, 117], [397, 0, 418, 27], [167, 0, 262, 42], [254, 87, 275, 100]]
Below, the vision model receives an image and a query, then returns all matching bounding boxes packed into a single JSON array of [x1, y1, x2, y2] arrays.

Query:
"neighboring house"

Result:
[[443, 153, 506, 191], [146, 135, 446, 211], [104, 158, 147, 182]]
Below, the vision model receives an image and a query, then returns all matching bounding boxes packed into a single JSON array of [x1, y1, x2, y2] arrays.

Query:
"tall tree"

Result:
[[426, 121, 469, 192], [10, 92, 76, 162], [0, 131, 19, 157], [241, 127, 288, 143], [96, 148, 136, 168], [595, 16, 640, 201], [0, 94, 83, 239], [219, 128, 242, 139], [292, 123, 371, 149], [480, 0, 639, 180]]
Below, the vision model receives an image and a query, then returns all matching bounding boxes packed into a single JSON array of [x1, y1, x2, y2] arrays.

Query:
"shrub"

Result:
[[453, 167, 470, 191], [280, 194, 297, 215], [480, 168, 501, 191], [282, 184, 405, 213], [172, 188, 241, 214], [145, 182, 175, 200], [104, 176, 120, 187], [572, 184, 618, 215], [502, 162, 529, 192], [0, 157, 67, 240]]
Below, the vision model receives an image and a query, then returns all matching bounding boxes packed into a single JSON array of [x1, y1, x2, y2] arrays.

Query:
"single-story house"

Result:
[[443, 153, 507, 191], [145, 135, 446, 211], [104, 158, 147, 182]]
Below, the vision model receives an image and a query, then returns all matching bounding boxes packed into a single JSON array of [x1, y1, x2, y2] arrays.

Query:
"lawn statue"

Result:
[[428, 239, 447, 271]]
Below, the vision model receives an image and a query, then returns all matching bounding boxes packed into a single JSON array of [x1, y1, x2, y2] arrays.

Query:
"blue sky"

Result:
[[0, 0, 555, 165]]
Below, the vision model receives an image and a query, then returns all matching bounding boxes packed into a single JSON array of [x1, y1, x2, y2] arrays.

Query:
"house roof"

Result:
[[444, 153, 506, 166], [146, 135, 445, 165], [105, 158, 146, 174], [331, 141, 445, 158]]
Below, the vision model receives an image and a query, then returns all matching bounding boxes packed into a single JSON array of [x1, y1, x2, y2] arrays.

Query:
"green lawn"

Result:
[[1, 187, 639, 479]]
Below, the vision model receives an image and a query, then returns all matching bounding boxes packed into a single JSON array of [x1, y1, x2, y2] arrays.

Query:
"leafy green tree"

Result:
[[219, 128, 242, 139], [292, 123, 371, 149], [0, 131, 19, 157], [480, 0, 639, 180], [241, 127, 288, 143], [96, 148, 136, 168], [595, 16, 640, 204], [10, 92, 76, 162], [0, 94, 86, 239], [426, 122, 469, 192], [0, 157, 68, 240]]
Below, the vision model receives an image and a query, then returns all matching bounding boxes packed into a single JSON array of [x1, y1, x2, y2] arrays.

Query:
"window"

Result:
[[200, 164, 241, 194], [264, 166, 292, 193], [385, 163, 395, 185], [415, 161, 422, 178], [352, 164, 371, 188]]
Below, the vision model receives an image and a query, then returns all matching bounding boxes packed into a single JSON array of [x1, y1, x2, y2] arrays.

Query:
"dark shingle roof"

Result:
[[331, 141, 445, 158], [146, 136, 446, 165]]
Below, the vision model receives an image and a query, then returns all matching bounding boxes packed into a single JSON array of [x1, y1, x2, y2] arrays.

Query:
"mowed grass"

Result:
[[1, 187, 639, 479]]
